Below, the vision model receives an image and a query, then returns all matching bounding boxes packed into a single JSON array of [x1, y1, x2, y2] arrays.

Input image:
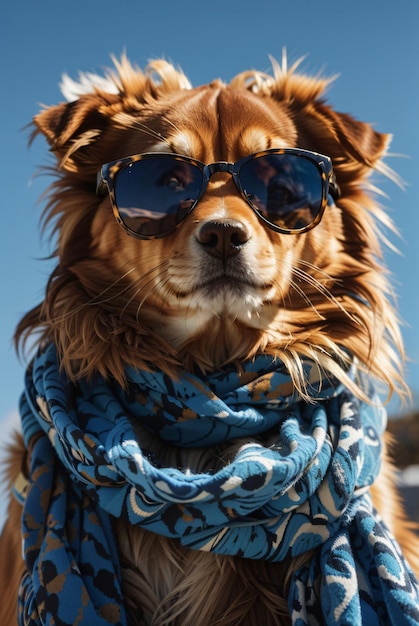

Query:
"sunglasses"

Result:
[[96, 148, 340, 239]]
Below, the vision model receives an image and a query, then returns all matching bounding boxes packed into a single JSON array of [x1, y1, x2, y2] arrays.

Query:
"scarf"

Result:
[[17, 343, 419, 625]]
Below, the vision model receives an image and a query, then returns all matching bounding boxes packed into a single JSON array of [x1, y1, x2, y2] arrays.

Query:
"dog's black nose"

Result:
[[196, 220, 250, 259]]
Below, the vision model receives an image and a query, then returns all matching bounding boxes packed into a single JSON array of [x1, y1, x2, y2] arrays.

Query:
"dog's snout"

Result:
[[196, 220, 250, 259]]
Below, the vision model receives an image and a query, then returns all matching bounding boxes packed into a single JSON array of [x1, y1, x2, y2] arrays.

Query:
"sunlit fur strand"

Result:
[[329, 191, 406, 399], [15, 261, 183, 387]]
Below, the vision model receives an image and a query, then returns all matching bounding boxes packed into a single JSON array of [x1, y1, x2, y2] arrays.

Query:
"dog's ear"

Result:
[[259, 65, 390, 178], [31, 57, 192, 172], [307, 102, 390, 170], [32, 92, 119, 171]]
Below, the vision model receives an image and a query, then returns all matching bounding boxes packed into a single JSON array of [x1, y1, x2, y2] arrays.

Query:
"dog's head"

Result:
[[17, 56, 406, 399]]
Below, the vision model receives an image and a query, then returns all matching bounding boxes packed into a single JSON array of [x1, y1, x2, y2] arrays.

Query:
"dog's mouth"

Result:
[[172, 278, 259, 304], [199, 273, 262, 296], [166, 265, 277, 325], [175, 261, 271, 300]]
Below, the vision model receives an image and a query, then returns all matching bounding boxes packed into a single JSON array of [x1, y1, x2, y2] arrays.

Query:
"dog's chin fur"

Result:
[[1, 55, 418, 625]]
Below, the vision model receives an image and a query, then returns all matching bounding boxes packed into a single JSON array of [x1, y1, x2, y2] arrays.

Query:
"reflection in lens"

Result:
[[239, 154, 323, 230], [114, 157, 204, 237]]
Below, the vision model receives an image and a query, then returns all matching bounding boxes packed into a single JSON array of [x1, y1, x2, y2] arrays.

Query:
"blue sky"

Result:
[[2, 0, 419, 442]]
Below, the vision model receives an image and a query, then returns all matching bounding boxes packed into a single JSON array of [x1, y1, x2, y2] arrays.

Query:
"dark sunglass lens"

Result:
[[113, 157, 204, 237], [240, 154, 323, 230]]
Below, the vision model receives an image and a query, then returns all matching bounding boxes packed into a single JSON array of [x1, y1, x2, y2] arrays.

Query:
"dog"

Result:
[[1, 55, 418, 625]]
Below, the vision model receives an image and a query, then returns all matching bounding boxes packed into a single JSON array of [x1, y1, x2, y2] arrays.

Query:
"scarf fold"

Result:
[[17, 343, 419, 625]]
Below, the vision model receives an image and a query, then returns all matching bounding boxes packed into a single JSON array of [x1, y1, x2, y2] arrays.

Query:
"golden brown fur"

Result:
[[1, 55, 418, 625]]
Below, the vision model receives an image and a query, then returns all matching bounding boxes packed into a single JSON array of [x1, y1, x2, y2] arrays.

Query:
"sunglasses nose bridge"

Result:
[[207, 162, 235, 179], [204, 162, 241, 200]]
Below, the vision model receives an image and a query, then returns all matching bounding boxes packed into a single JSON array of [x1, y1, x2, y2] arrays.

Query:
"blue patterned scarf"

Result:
[[17, 343, 419, 625]]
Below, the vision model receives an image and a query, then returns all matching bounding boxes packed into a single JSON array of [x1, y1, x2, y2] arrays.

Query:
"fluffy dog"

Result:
[[1, 56, 418, 625]]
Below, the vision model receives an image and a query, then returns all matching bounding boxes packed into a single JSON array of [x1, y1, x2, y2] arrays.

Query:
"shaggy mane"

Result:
[[16, 55, 408, 404]]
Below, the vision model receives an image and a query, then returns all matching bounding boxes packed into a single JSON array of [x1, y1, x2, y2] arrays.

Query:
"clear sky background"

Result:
[[1, 0, 419, 449]]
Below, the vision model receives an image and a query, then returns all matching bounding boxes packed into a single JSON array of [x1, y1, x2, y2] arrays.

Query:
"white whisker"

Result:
[[118, 260, 170, 319], [126, 118, 172, 147]]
